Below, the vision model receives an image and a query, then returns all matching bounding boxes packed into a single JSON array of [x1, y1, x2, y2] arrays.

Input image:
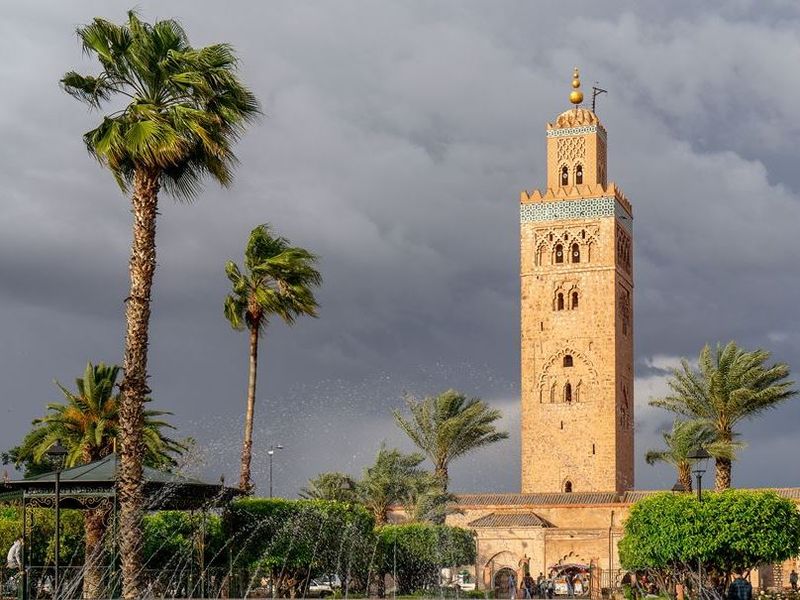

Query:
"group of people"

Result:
[[507, 571, 582, 599]]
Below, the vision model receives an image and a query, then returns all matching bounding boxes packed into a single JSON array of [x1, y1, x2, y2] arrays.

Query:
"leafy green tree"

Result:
[[10, 362, 184, 599], [358, 446, 437, 525], [62, 12, 259, 597], [393, 389, 508, 490], [299, 472, 359, 503], [619, 490, 800, 591], [142, 511, 225, 572], [650, 342, 796, 490], [645, 420, 732, 493], [224, 224, 321, 492], [375, 523, 476, 595], [224, 498, 375, 597], [0, 508, 84, 569]]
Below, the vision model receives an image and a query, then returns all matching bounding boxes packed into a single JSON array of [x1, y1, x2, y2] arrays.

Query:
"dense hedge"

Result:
[[375, 523, 476, 595], [224, 497, 376, 596], [619, 490, 800, 574]]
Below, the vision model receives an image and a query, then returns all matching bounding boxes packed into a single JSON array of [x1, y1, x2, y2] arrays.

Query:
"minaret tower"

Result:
[[520, 69, 634, 494]]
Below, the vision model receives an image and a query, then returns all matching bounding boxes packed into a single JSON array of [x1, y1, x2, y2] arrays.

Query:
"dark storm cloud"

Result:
[[1, 1, 799, 495]]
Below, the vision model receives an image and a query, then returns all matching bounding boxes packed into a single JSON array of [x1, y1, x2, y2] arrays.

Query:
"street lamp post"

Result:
[[46, 440, 68, 599], [267, 444, 284, 498], [688, 446, 711, 600]]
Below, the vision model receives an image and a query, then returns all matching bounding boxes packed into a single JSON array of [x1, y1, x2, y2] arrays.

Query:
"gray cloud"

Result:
[[1, 1, 798, 496]]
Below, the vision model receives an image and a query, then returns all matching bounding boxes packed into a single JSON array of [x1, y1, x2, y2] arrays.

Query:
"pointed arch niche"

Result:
[[538, 347, 598, 405]]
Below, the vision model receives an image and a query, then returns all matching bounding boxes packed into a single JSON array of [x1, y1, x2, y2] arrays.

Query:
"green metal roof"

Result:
[[1, 454, 240, 510], [18, 453, 208, 486]]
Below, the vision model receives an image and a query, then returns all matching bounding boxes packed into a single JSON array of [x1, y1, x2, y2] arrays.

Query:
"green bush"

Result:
[[619, 490, 800, 574], [0, 508, 84, 565], [224, 497, 375, 596], [142, 511, 225, 569], [375, 523, 476, 594]]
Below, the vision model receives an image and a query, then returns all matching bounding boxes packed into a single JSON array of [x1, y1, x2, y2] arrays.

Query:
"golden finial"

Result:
[[569, 67, 584, 106]]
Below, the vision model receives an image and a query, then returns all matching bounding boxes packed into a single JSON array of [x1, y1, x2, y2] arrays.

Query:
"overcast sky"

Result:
[[2, 1, 799, 497]]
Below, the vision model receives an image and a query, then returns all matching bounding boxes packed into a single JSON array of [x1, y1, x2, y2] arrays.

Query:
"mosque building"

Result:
[[438, 69, 800, 596]]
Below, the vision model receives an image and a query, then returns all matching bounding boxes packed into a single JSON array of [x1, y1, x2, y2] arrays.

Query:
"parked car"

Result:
[[307, 579, 334, 598]]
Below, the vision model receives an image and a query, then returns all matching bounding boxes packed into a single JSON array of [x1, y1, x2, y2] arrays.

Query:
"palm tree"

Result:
[[357, 446, 432, 525], [224, 224, 321, 491], [393, 389, 509, 491], [650, 342, 796, 490], [14, 362, 184, 599], [62, 13, 259, 595], [299, 472, 359, 503], [644, 420, 731, 493]]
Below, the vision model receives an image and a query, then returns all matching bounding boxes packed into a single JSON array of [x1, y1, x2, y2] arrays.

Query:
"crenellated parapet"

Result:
[[521, 183, 632, 219]]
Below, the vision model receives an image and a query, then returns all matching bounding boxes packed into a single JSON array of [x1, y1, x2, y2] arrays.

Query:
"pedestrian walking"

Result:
[[6, 537, 22, 571], [790, 570, 798, 592], [524, 573, 535, 599], [509, 572, 517, 600]]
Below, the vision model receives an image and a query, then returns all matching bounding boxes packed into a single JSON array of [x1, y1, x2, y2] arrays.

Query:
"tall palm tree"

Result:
[[224, 224, 321, 491], [644, 420, 732, 493], [650, 342, 796, 490], [14, 362, 184, 599], [393, 389, 509, 491], [62, 12, 259, 596]]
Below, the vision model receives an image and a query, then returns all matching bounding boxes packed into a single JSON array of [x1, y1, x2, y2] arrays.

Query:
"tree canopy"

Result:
[[650, 342, 796, 490], [375, 523, 476, 595], [224, 497, 376, 597], [10, 361, 185, 472], [393, 389, 508, 490], [619, 490, 800, 575]]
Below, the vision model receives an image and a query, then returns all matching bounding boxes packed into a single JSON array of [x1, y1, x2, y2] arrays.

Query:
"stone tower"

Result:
[[520, 69, 634, 494]]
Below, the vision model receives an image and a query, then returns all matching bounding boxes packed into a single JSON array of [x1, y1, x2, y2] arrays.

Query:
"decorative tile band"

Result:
[[546, 125, 607, 142], [520, 196, 632, 232]]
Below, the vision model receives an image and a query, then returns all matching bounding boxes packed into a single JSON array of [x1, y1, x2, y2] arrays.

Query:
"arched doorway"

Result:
[[494, 568, 517, 599]]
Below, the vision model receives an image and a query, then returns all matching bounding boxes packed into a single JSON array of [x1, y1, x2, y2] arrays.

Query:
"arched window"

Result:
[[571, 243, 580, 263], [563, 355, 573, 367], [555, 244, 564, 264], [564, 481, 573, 493], [564, 382, 572, 403], [557, 293, 564, 311], [575, 164, 583, 185], [572, 291, 579, 309], [561, 165, 569, 186]]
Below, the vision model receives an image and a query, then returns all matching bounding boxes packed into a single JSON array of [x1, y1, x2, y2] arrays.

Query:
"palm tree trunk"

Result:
[[715, 430, 733, 491], [239, 325, 260, 491], [715, 457, 732, 491], [435, 463, 449, 492], [83, 508, 108, 599], [119, 167, 160, 600], [678, 463, 693, 493]]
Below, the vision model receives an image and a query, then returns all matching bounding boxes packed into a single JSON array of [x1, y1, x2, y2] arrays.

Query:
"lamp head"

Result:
[[46, 440, 68, 458], [688, 446, 711, 474]]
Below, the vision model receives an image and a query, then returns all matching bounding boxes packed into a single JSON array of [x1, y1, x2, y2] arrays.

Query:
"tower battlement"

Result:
[[521, 182, 632, 217]]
